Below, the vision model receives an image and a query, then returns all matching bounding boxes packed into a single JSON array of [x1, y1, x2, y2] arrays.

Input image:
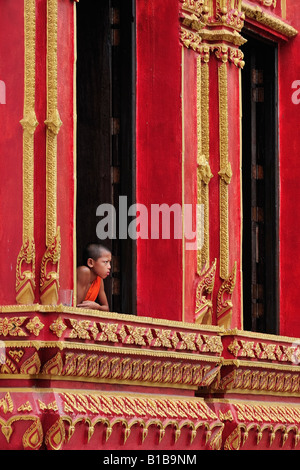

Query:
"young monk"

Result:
[[76, 243, 111, 311]]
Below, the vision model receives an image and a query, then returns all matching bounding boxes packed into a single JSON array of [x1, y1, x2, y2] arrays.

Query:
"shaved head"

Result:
[[83, 243, 111, 265]]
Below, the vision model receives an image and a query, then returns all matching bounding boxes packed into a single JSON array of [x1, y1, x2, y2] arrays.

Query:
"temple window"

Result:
[[76, 0, 136, 314], [241, 32, 279, 334]]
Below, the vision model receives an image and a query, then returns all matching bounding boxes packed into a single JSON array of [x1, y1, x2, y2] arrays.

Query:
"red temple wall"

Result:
[[136, 0, 184, 321], [0, 0, 24, 305], [0, 0, 300, 452], [56, 0, 75, 297], [34, 0, 47, 303], [0, 0, 299, 334], [182, 47, 198, 324], [278, 2, 300, 337], [227, 66, 242, 329]]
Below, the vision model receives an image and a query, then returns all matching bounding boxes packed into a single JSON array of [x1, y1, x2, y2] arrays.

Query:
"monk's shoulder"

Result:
[[77, 266, 91, 283]]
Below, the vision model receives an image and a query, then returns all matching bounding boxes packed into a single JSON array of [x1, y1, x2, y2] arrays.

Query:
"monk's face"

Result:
[[91, 251, 111, 279]]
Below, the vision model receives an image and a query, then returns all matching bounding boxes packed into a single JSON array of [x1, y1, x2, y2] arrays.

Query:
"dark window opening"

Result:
[[76, 0, 136, 314], [241, 32, 279, 334]]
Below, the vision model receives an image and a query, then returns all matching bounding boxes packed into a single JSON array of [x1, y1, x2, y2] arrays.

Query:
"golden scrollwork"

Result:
[[16, 0, 39, 305], [181, 0, 210, 29], [49, 316, 223, 354], [214, 0, 245, 28], [197, 58, 212, 272], [217, 262, 237, 329], [40, 0, 62, 305], [195, 259, 217, 324], [218, 63, 232, 280], [217, 364, 300, 395], [51, 391, 223, 449], [222, 399, 300, 449], [228, 337, 300, 364], [40, 228, 61, 305], [25, 316, 45, 336], [40, 351, 221, 388], [0, 317, 28, 337], [0, 415, 43, 450]]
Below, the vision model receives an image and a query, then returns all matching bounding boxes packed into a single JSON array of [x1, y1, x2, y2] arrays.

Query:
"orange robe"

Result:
[[84, 276, 101, 302]]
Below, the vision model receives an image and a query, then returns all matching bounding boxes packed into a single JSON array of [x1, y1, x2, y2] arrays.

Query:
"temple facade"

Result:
[[0, 0, 300, 450]]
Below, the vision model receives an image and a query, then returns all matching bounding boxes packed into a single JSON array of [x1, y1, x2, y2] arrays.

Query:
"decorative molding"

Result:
[[213, 0, 245, 30], [197, 59, 212, 272], [180, 0, 246, 68], [0, 338, 223, 389], [216, 359, 300, 394], [257, 0, 277, 7], [242, 2, 298, 38], [180, 31, 246, 69], [227, 337, 300, 364], [54, 318, 223, 356], [218, 63, 231, 280], [181, 0, 210, 29], [195, 259, 217, 325], [16, 0, 38, 305], [41, 351, 222, 389], [217, 262, 237, 329], [40, 228, 61, 305], [3, 390, 300, 450], [57, 391, 223, 449], [216, 399, 300, 450], [201, 28, 246, 46], [40, 0, 62, 305], [0, 304, 223, 331], [0, 390, 224, 450]]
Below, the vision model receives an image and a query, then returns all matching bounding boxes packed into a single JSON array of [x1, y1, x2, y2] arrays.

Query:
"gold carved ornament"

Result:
[[241, 2, 298, 38], [223, 401, 300, 450], [47, 391, 223, 449], [0, 393, 43, 449], [197, 56, 213, 273], [16, 0, 38, 305], [216, 262, 237, 329], [0, 391, 223, 450], [40, 0, 62, 305], [195, 259, 217, 325]]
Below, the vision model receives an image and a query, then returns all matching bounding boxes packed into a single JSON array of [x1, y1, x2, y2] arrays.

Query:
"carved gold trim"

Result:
[[200, 28, 246, 46], [216, 364, 300, 397], [227, 336, 300, 364], [208, 397, 300, 449], [0, 340, 223, 390], [0, 390, 223, 450], [1, 340, 223, 361], [197, 59, 212, 272], [0, 304, 224, 332], [209, 0, 245, 30], [258, 0, 276, 7], [242, 2, 298, 37], [222, 327, 300, 344], [195, 259, 217, 324], [281, 0, 286, 19], [217, 262, 237, 329], [218, 63, 232, 280], [16, 0, 38, 305], [40, 0, 62, 305]]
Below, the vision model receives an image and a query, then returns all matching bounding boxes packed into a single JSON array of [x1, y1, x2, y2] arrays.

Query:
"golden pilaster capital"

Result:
[[180, 0, 246, 67]]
